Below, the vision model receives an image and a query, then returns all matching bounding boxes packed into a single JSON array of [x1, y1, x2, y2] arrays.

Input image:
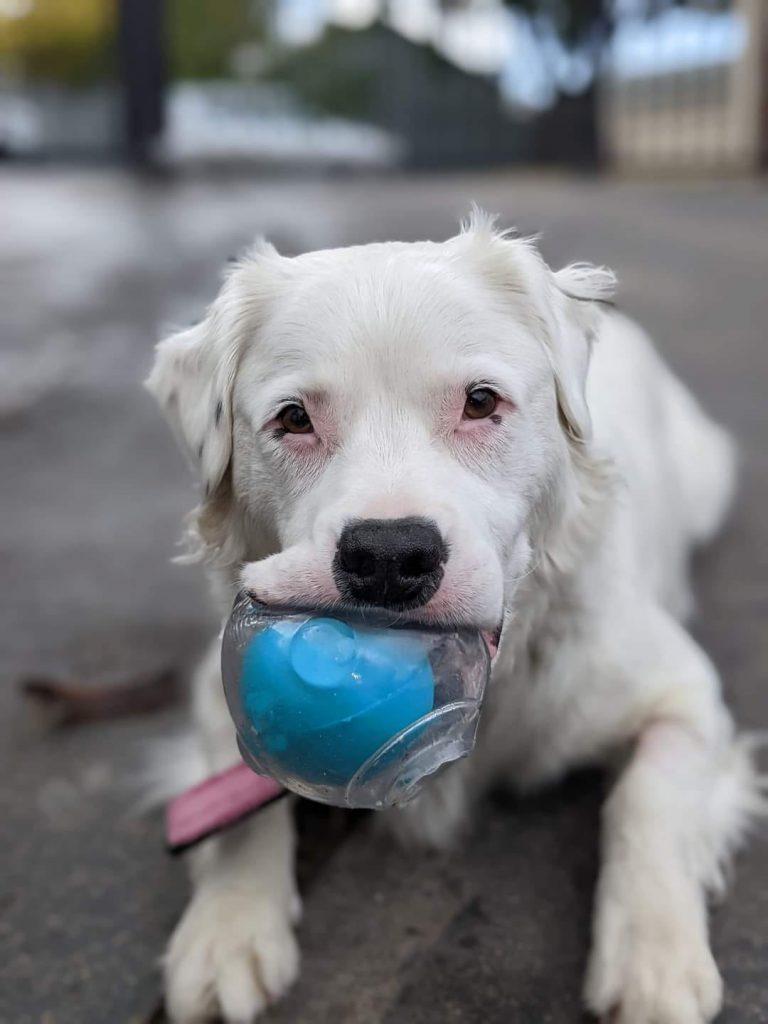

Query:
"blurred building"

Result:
[[601, 0, 767, 174]]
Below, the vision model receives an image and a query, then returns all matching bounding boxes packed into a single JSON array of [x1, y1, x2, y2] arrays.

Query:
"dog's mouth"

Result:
[[246, 587, 503, 663]]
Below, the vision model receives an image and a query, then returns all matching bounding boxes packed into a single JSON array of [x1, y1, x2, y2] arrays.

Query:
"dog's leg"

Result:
[[381, 758, 474, 850], [584, 717, 759, 1024], [164, 641, 300, 1024]]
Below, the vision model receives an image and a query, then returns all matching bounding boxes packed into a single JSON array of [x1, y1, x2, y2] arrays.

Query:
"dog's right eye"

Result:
[[278, 404, 314, 435], [463, 387, 498, 420]]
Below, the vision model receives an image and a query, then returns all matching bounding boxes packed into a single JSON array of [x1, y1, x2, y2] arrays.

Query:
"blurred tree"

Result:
[[264, 24, 378, 120], [0, 0, 114, 85], [436, 0, 730, 164], [0, 0, 272, 86], [166, 0, 267, 80], [439, 0, 730, 92]]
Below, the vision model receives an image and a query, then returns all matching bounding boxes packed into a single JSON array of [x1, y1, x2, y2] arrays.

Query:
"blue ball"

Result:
[[239, 617, 435, 786]]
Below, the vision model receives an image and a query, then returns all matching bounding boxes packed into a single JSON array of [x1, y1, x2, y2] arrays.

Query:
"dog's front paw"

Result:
[[584, 880, 723, 1024], [164, 885, 300, 1023]]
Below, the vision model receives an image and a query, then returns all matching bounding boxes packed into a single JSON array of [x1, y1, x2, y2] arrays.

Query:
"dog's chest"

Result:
[[476, 612, 596, 790]]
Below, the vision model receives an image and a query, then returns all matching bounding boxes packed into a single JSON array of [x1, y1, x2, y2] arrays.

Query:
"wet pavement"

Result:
[[1, 168, 767, 1023]]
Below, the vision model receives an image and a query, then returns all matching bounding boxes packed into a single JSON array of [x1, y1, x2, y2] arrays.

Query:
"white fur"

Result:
[[147, 213, 760, 1023]]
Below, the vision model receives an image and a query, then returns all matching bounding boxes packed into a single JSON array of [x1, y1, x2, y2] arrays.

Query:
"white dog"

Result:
[[147, 211, 761, 1024]]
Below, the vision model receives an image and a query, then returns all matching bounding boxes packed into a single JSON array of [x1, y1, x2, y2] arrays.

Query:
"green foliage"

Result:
[[0, 0, 269, 86], [265, 23, 478, 121], [265, 26, 379, 119], [0, 0, 115, 86], [167, 0, 266, 80]]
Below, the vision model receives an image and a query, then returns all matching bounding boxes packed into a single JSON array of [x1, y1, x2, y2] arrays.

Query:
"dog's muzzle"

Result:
[[221, 591, 491, 809]]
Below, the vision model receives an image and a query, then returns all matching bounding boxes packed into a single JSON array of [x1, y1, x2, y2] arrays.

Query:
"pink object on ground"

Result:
[[165, 761, 285, 854]]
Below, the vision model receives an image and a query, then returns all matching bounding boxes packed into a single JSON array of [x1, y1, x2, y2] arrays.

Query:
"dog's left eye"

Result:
[[278, 404, 314, 434], [463, 387, 498, 420]]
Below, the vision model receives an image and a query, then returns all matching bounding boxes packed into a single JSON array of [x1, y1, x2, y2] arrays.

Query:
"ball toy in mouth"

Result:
[[221, 593, 490, 809]]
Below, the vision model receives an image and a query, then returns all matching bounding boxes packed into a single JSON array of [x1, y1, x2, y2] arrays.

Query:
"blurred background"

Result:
[[0, 0, 766, 172], [1, 3, 767, 1024]]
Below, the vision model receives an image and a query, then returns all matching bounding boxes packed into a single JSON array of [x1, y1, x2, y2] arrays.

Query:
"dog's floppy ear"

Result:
[[549, 262, 617, 442], [456, 210, 615, 444], [146, 316, 236, 497], [146, 245, 279, 496]]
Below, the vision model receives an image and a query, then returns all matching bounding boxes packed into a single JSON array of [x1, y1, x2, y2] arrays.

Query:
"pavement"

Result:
[[1, 168, 767, 1024]]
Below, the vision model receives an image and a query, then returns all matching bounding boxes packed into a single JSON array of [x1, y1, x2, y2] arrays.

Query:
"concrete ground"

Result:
[[1, 169, 767, 1024]]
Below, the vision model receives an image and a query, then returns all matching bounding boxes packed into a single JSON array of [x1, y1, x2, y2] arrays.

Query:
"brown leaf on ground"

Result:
[[19, 668, 182, 727]]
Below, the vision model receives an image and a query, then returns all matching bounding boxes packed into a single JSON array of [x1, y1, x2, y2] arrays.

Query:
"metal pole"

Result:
[[116, 0, 167, 165]]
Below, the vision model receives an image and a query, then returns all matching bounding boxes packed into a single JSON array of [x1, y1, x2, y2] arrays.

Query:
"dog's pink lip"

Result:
[[242, 589, 502, 658], [482, 627, 501, 660]]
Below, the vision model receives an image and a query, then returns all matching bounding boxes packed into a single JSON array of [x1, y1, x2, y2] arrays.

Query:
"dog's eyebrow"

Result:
[[466, 376, 505, 394]]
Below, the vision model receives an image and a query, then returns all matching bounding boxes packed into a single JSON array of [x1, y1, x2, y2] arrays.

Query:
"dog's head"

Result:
[[147, 212, 614, 641]]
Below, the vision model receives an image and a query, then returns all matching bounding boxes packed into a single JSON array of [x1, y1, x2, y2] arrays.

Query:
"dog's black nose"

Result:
[[333, 517, 447, 610]]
